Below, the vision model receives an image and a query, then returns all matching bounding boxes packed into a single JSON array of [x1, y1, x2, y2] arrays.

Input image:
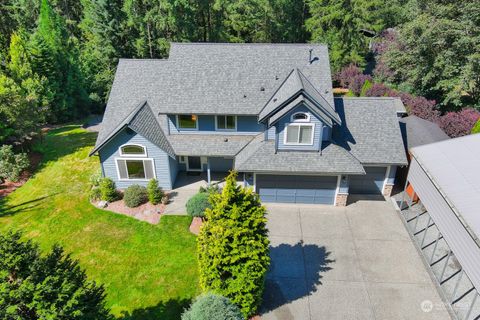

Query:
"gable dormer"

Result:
[[258, 69, 341, 151]]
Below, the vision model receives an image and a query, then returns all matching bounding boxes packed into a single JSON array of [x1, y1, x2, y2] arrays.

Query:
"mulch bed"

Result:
[[0, 151, 42, 198], [99, 200, 166, 224]]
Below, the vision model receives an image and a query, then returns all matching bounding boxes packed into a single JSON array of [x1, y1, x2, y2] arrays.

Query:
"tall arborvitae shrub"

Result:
[[197, 171, 270, 318]]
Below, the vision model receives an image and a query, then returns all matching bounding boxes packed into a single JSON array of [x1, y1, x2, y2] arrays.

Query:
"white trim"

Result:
[[215, 115, 237, 131], [118, 144, 147, 157], [114, 157, 156, 181], [253, 172, 257, 193], [382, 165, 391, 193], [186, 156, 203, 171], [179, 156, 186, 164], [283, 123, 315, 145], [290, 112, 311, 123], [334, 175, 341, 206], [176, 114, 199, 131]]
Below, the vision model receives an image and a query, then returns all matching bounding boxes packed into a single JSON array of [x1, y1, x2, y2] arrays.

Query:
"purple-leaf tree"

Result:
[[439, 108, 480, 138]]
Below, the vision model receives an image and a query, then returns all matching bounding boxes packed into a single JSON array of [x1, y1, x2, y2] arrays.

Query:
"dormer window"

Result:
[[291, 112, 310, 122], [284, 124, 314, 145]]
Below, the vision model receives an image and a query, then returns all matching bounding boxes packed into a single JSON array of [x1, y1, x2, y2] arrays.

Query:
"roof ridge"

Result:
[[171, 42, 328, 47]]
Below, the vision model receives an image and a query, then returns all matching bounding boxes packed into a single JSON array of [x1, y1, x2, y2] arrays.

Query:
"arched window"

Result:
[[119, 144, 147, 157], [291, 112, 310, 122]]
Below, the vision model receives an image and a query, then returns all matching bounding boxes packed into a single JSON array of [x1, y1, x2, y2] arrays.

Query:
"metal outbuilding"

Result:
[[400, 134, 480, 320]]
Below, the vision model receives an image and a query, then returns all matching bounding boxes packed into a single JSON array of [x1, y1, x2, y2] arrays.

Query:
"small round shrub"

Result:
[[124, 185, 148, 208], [89, 187, 101, 201], [147, 179, 164, 205], [186, 192, 211, 217], [181, 293, 243, 320], [99, 178, 119, 202]]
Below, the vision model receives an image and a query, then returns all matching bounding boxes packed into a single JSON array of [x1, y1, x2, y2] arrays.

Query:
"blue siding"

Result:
[[168, 115, 263, 135], [169, 156, 179, 186], [276, 105, 326, 151], [267, 126, 276, 140], [208, 157, 233, 172], [99, 129, 174, 190]]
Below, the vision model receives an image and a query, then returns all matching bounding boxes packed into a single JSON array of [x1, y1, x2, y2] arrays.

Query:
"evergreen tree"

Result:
[[0, 230, 112, 319], [306, 0, 384, 71], [30, 0, 89, 122], [197, 171, 270, 318]]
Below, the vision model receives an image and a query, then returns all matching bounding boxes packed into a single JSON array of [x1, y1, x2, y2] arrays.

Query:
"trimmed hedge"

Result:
[[123, 185, 148, 208], [182, 293, 243, 320], [186, 192, 211, 217]]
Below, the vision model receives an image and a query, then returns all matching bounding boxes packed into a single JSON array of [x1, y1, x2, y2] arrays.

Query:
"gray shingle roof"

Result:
[[95, 43, 334, 150], [234, 134, 365, 174], [399, 115, 449, 149], [258, 68, 340, 125], [168, 134, 256, 157], [333, 97, 408, 165], [90, 101, 174, 157]]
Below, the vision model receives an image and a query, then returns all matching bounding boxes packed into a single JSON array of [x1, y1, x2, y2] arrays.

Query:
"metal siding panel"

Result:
[[408, 158, 480, 291], [99, 129, 173, 190]]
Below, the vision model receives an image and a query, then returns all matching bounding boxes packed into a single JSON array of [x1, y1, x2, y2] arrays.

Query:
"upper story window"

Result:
[[291, 112, 310, 122], [178, 114, 198, 130], [284, 123, 314, 145], [216, 115, 236, 131], [119, 144, 147, 157]]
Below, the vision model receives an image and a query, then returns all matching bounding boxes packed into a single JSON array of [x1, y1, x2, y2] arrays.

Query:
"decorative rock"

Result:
[[97, 200, 108, 208], [189, 217, 203, 235]]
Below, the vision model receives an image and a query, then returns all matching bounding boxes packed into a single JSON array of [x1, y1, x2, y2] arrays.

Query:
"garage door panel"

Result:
[[257, 175, 337, 204], [349, 167, 386, 195]]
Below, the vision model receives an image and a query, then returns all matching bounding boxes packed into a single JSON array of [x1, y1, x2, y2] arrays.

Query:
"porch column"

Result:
[[207, 158, 211, 185]]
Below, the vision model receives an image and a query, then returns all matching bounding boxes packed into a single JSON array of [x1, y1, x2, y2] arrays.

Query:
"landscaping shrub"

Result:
[[439, 108, 480, 138], [123, 184, 148, 208], [182, 293, 243, 320], [99, 177, 119, 202], [197, 171, 270, 318], [147, 178, 163, 205], [0, 145, 29, 183], [89, 187, 101, 201], [186, 192, 211, 218]]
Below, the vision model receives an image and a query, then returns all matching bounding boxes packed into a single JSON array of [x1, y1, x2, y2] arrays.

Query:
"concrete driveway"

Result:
[[261, 197, 452, 320]]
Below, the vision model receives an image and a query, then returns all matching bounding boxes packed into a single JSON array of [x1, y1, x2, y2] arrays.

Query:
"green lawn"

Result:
[[0, 124, 199, 319]]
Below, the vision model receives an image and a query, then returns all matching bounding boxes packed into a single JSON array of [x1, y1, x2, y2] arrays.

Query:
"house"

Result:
[[399, 134, 480, 319], [90, 43, 407, 206]]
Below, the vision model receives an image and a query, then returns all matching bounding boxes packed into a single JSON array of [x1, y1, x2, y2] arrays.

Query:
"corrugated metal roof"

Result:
[[411, 134, 480, 240]]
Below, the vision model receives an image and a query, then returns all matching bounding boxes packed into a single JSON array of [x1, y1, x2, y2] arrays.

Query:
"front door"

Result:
[[187, 156, 202, 171]]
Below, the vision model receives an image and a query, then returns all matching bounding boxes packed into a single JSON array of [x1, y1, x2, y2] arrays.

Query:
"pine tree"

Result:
[[197, 171, 270, 318]]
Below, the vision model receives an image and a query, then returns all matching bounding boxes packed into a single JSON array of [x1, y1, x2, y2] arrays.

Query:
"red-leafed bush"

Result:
[[335, 64, 372, 96], [365, 83, 394, 97], [439, 108, 480, 138], [397, 92, 439, 123]]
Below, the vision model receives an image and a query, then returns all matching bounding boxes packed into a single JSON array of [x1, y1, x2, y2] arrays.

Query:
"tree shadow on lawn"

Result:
[[0, 193, 57, 217], [261, 242, 334, 315], [118, 298, 191, 320]]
